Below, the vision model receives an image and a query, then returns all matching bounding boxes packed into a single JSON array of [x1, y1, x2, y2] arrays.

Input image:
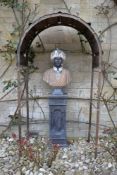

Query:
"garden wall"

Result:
[[0, 0, 117, 138]]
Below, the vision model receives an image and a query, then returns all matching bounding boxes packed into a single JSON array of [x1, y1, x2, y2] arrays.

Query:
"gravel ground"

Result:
[[0, 136, 117, 175]]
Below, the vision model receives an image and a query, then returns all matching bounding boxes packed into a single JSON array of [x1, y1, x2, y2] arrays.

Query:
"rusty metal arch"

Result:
[[17, 12, 102, 67]]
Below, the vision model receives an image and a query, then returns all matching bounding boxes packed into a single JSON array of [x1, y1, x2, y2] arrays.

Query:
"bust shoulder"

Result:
[[44, 68, 53, 74], [63, 68, 69, 72], [62, 68, 70, 74]]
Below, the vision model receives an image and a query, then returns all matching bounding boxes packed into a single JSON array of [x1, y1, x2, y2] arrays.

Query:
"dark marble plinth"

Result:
[[49, 89, 67, 146]]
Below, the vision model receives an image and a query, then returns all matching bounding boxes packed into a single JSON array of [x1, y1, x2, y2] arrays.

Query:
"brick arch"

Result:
[[17, 12, 102, 67]]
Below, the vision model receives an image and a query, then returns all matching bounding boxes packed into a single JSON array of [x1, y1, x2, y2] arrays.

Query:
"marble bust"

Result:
[[43, 49, 71, 87]]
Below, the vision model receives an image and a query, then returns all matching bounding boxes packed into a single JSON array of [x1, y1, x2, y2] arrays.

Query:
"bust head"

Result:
[[53, 57, 63, 68], [51, 49, 65, 69], [43, 48, 71, 87]]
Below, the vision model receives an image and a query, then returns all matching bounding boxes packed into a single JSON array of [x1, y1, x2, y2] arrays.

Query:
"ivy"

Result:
[[3, 80, 18, 92], [3, 40, 17, 53], [0, 0, 18, 8], [0, 0, 28, 10], [95, 5, 110, 15], [1, 40, 17, 62]]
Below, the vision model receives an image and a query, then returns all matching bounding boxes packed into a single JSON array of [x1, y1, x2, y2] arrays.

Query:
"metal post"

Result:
[[95, 68, 101, 158], [17, 53, 23, 157], [87, 66, 94, 142], [25, 67, 30, 137], [17, 41, 23, 156], [17, 67, 22, 141]]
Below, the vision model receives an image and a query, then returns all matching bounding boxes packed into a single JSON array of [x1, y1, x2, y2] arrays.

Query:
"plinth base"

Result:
[[50, 138, 67, 146], [49, 88, 67, 146]]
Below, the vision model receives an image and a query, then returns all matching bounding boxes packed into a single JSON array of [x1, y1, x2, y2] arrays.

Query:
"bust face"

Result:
[[53, 57, 63, 68]]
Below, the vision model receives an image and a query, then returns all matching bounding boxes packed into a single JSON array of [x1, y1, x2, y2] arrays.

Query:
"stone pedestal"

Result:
[[49, 89, 67, 146]]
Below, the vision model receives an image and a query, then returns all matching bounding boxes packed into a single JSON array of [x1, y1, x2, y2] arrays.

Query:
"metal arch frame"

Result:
[[17, 12, 102, 156], [17, 12, 102, 67]]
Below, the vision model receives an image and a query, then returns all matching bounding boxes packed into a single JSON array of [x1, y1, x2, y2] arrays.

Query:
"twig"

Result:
[[37, 35, 45, 52], [63, 0, 71, 13], [0, 82, 26, 137], [99, 22, 117, 38], [14, 82, 26, 116], [0, 120, 13, 138], [12, 7, 20, 28], [105, 14, 112, 62], [0, 60, 13, 79], [102, 96, 116, 130], [29, 93, 46, 120], [0, 87, 16, 101], [77, 107, 82, 129], [23, 8, 31, 28]]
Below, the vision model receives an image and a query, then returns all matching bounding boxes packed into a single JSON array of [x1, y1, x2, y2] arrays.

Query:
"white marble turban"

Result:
[[50, 48, 66, 61]]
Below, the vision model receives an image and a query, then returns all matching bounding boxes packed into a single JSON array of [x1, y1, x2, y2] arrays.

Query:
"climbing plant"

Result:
[[94, 0, 117, 159], [0, 0, 40, 89], [0, 0, 42, 138], [0, 0, 17, 7]]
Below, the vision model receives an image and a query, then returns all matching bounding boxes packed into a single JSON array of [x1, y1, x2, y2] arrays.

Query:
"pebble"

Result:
[[0, 137, 116, 175], [34, 172, 39, 175], [22, 166, 26, 173], [25, 170, 30, 175], [62, 153, 68, 159], [29, 162, 34, 168], [108, 162, 113, 168], [38, 173, 43, 175], [39, 168, 47, 173], [85, 159, 90, 163], [29, 171, 34, 175], [16, 171, 21, 175], [48, 172, 54, 175], [83, 166, 88, 170]]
